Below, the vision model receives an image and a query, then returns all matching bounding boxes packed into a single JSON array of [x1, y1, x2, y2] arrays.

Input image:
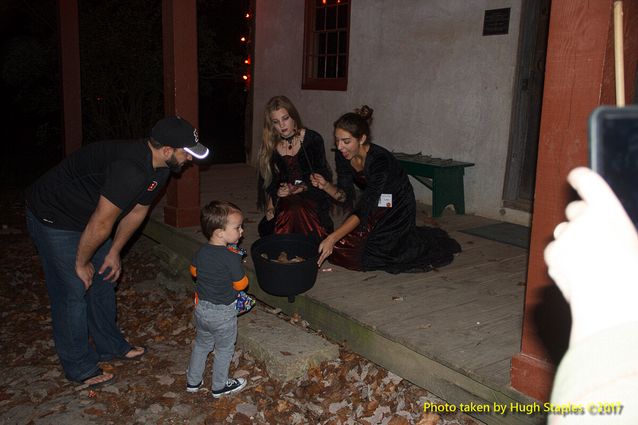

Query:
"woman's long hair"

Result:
[[258, 95, 305, 189]]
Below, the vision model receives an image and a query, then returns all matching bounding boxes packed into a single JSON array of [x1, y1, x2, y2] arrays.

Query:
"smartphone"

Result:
[[589, 106, 638, 228]]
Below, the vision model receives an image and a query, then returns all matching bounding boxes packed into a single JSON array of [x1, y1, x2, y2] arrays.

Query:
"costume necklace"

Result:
[[282, 132, 296, 150]]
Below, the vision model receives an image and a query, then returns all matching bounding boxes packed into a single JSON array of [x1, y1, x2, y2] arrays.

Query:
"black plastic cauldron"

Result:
[[251, 233, 320, 302]]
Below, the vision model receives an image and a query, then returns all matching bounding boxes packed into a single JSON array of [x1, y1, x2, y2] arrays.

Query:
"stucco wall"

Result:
[[251, 0, 528, 224]]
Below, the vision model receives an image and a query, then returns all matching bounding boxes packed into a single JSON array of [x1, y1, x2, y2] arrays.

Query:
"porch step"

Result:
[[237, 308, 339, 382], [143, 217, 542, 425]]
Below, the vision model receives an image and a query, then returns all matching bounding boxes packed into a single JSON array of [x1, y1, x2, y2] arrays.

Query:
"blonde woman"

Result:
[[257, 96, 333, 238]]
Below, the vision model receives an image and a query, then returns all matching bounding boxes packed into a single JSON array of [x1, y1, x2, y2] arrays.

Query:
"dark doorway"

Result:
[[503, 0, 551, 211], [197, 0, 249, 165]]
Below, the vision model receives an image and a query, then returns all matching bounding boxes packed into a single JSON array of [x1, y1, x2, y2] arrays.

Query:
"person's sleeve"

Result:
[[302, 131, 332, 185], [101, 160, 147, 209], [228, 252, 248, 290], [352, 153, 390, 223], [257, 173, 266, 209], [266, 156, 283, 201], [549, 322, 638, 425], [190, 253, 198, 278], [335, 149, 354, 208]]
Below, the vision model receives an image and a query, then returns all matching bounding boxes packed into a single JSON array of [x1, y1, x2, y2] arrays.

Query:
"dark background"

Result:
[[0, 0, 249, 191]]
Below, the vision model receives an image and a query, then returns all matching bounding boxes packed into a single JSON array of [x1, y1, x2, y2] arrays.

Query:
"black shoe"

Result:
[[212, 378, 247, 398], [186, 380, 204, 393]]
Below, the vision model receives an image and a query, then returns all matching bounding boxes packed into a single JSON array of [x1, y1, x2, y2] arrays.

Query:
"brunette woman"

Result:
[[310, 106, 461, 273]]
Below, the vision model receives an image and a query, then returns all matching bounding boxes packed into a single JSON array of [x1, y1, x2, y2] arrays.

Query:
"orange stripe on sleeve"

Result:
[[190, 265, 197, 278], [233, 275, 249, 291]]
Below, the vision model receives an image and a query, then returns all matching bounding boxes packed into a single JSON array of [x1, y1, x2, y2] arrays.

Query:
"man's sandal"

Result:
[[82, 368, 115, 388], [118, 346, 146, 361]]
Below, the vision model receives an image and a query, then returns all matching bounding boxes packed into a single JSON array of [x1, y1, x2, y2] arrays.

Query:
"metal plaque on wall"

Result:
[[483, 8, 511, 36]]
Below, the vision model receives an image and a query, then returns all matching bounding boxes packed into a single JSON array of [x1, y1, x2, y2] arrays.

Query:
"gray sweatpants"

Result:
[[186, 299, 237, 391]]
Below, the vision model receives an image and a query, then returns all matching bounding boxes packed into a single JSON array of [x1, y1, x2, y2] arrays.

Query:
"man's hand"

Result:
[[76, 262, 95, 290], [99, 251, 122, 282]]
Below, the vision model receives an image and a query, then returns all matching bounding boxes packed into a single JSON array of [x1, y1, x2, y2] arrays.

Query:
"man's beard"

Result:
[[166, 153, 183, 173]]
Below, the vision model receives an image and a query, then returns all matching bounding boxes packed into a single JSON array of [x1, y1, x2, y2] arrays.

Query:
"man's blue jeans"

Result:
[[26, 209, 132, 382]]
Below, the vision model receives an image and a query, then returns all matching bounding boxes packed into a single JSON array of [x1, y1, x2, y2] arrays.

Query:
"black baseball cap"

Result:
[[150, 116, 210, 159]]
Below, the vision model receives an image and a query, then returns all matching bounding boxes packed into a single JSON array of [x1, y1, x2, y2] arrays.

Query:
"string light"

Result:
[[242, 5, 252, 91]]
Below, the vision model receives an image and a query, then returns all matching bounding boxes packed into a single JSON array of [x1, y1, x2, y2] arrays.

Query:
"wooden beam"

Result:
[[511, 0, 637, 401], [161, 0, 201, 227], [58, 0, 82, 155]]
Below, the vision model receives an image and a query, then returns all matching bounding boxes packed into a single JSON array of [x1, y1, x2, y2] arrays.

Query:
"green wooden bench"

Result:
[[393, 152, 474, 217]]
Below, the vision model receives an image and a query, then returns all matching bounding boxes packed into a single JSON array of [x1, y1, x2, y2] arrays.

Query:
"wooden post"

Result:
[[614, 1, 625, 106], [161, 0, 201, 227], [511, 0, 638, 401], [58, 0, 82, 155]]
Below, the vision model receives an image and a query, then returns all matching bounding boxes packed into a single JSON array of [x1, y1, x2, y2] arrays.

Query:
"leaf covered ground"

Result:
[[0, 194, 481, 425]]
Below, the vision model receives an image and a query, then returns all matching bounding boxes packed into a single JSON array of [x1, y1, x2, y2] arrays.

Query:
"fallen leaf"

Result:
[[388, 416, 410, 425], [84, 407, 104, 416], [416, 412, 441, 425]]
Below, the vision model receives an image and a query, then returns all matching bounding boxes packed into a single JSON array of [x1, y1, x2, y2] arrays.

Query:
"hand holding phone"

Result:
[[589, 106, 638, 228]]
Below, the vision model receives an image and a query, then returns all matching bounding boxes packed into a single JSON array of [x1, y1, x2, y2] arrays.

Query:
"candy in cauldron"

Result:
[[251, 233, 320, 302]]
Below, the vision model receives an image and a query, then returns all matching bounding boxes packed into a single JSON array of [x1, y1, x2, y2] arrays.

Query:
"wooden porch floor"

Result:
[[146, 164, 539, 425]]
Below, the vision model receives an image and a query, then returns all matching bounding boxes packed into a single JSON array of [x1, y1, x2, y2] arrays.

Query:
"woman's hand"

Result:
[[310, 173, 328, 190], [265, 208, 275, 221], [317, 235, 336, 266], [277, 183, 291, 198], [290, 183, 307, 195]]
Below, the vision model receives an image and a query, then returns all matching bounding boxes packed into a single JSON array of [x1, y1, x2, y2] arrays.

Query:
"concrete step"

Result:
[[237, 308, 339, 382]]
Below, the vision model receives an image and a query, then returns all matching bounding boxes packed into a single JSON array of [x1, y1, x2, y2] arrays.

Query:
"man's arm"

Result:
[[75, 195, 122, 288], [100, 202, 150, 282]]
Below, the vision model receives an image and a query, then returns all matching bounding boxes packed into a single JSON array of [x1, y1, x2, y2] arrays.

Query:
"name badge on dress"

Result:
[[378, 194, 393, 208]]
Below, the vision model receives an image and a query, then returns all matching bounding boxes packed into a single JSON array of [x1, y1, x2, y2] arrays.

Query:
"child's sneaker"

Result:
[[186, 380, 204, 393], [211, 378, 247, 398]]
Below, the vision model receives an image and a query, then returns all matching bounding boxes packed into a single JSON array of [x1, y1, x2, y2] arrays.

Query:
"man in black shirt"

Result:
[[25, 116, 209, 387]]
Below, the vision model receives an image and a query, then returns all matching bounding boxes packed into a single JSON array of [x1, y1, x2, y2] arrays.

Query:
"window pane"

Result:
[[338, 30, 347, 53], [326, 6, 337, 29], [318, 33, 326, 55], [327, 32, 338, 54], [318, 56, 326, 78], [326, 55, 337, 78], [337, 4, 348, 28], [338, 55, 347, 78], [315, 7, 325, 31]]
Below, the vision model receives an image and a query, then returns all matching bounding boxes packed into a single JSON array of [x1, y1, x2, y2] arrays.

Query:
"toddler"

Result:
[[186, 200, 248, 397]]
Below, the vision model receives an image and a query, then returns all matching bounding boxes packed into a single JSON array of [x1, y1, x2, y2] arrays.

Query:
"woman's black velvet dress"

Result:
[[258, 129, 333, 239], [330, 143, 461, 273]]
